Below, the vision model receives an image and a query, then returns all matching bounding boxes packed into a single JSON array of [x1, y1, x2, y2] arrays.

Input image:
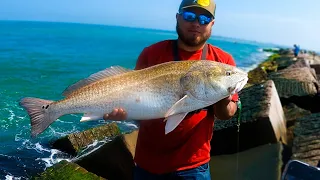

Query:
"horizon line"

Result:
[[0, 19, 293, 50]]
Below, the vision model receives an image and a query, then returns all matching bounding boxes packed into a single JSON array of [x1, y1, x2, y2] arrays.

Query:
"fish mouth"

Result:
[[228, 77, 248, 95]]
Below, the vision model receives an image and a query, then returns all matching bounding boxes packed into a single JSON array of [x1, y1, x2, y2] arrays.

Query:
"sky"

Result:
[[1, 0, 320, 51]]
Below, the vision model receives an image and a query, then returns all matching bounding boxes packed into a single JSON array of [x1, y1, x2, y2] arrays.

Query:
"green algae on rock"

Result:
[[52, 122, 121, 155], [32, 160, 105, 180], [248, 53, 281, 84]]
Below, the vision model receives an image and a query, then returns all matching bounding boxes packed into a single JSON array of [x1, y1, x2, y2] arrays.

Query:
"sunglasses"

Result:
[[179, 11, 213, 25]]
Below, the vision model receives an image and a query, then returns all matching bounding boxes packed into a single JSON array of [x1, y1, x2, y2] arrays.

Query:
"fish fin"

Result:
[[62, 66, 133, 97], [80, 113, 102, 122], [164, 112, 188, 134], [164, 95, 188, 118], [19, 97, 58, 138]]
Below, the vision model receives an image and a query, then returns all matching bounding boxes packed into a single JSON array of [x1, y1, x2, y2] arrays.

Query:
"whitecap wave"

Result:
[[5, 174, 22, 180], [240, 48, 275, 72], [36, 149, 71, 168]]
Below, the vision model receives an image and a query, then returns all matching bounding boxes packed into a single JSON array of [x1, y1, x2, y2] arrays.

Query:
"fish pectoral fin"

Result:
[[80, 113, 102, 122], [164, 95, 188, 118], [63, 66, 133, 97], [164, 112, 189, 134]]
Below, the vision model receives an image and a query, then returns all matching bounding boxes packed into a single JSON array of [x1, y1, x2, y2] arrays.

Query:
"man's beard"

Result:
[[176, 22, 211, 47]]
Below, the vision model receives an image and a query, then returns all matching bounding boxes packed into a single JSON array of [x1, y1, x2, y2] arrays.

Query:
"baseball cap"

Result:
[[179, 0, 216, 18]]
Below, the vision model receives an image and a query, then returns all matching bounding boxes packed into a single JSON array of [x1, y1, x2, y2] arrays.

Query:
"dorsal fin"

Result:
[[62, 66, 132, 97]]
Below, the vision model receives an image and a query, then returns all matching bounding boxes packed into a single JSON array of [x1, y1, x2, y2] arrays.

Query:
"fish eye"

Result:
[[226, 71, 232, 76]]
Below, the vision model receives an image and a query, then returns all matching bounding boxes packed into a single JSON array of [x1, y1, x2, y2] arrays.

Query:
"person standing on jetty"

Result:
[[293, 44, 300, 58], [103, 0, 240, 179]]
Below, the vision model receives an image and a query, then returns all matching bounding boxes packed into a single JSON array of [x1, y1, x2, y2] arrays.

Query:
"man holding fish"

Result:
[[103, 0, 243, 179], [20, 0, 248, 179]]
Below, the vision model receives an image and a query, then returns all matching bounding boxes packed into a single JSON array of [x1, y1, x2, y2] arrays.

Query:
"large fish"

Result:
[[19, 60, 248, 138]]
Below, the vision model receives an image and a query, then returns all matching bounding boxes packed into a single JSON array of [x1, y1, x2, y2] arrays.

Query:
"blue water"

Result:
[[0, 20, 277, 179]]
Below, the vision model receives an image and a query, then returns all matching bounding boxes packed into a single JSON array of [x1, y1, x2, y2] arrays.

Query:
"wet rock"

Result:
[[291, 113, 320, 167], [211, 80, 287, 155], [75, 130, 139, 180], [52, 122, 121, 155], [32, 160, 105, 180], [210, 143, 283, 180]]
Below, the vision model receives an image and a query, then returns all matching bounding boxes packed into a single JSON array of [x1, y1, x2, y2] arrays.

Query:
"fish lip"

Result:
[[228, 77, 248, 94]]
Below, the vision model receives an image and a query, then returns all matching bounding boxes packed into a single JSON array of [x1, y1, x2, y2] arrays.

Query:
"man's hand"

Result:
[[213, 95, 237, 120], [103, 108, 127, 121], [217, 95, 233, 106]]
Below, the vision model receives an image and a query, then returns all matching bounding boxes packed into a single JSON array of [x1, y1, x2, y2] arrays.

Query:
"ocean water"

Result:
[[0, 20, 276, 179]]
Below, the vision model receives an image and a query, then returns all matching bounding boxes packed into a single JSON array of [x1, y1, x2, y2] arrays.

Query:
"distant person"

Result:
[[293, 44, 300, 58], [103, 0, 240, 179]]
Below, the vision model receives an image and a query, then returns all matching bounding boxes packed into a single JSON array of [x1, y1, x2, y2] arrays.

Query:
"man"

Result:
[[293, 44, 300, 58], [103, 0, 239, 179]]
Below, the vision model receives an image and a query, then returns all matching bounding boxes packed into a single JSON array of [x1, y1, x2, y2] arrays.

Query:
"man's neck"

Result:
[[177, 39, 205, 52]]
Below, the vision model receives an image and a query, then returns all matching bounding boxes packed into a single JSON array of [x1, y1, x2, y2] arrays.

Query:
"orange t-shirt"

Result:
[[133, 40, 238, 174]]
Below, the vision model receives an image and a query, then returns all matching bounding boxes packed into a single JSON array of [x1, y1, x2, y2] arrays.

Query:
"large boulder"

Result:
[[286, 58, 311, 69], [32, 160, 105, 180], [210, 143, 283, 180], [282, 103, 311, 147], [268, 66, 320, 113], [51, 122, 121, 155], [291, 113, 320, 167], [211, 80, 287, 155], [75, 130, 139, 180], [268, 67, 319, 98]]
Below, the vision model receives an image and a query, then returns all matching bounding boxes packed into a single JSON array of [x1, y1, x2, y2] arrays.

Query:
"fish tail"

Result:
[[19, 97, 57, 138]]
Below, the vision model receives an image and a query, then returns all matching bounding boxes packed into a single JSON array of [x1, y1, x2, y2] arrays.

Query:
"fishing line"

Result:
[[236, 99, 242, 180]]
